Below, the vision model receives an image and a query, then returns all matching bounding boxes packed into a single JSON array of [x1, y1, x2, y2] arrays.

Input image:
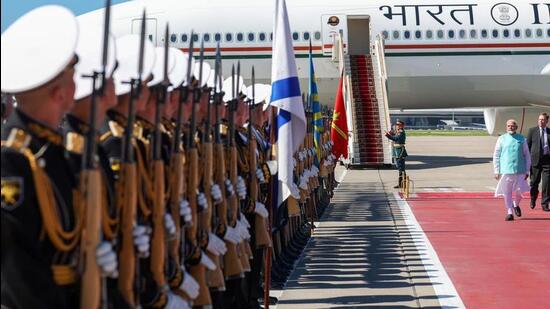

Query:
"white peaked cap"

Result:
[[113, 34, 156, 96], [222, 75, 245, 102], [148, 46, 175, 87], [206, 69, 216, 88], [245, 83, 270, 106], [73, 19, 117, 100], [1, 5, 78, 93], [193, 62, 211, 87], [263, 84, 272, 111], [167, 48, 193, 91]]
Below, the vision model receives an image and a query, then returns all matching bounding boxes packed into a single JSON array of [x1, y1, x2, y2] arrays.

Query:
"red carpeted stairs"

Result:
[[348, 54, 385, 165]]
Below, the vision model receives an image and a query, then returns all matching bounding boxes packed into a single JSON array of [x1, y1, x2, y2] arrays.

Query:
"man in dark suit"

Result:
[[526, 112, 550, 212]]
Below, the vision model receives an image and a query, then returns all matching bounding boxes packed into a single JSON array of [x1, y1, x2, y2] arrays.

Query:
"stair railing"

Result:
[[372, 34, 393, 165]]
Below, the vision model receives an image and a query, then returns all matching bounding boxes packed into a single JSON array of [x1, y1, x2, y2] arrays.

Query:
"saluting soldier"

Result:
[[1, 6, 110, 308], [385, 119, 408, 189]]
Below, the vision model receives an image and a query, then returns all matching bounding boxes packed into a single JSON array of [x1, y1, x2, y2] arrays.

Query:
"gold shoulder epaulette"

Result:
[[65, 132, 84, 154], [108, 120, 124, 137], [3, 128, 31, 151]]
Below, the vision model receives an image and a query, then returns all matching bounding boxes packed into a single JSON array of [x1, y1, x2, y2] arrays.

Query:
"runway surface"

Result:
[[274, 136, 550, 308]]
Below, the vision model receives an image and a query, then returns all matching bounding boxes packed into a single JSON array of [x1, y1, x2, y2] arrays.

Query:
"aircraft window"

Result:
[[237, 33, 244, 41], [403, 30, 411, 39], [514, 29, 521, 38], [259, 32, 266, 41], [170, 34, 177, 43], [470, 29, 477, 38], [437, 30, 444, 39], [225, 33, 233, 42], [303, 32, 310, 41], [248, 32, 255, 41], [481, 29, 488, 38], [525, 29, 532, 38], [214, 33, 221, 42], [503, 29, 510, 38], [292, 32, 299, 41], [149, 34, 153, 41], [415, 30, 422, 39], [392, 30, 400, 39], [314, 31, 321, 40], [192, 33, 199, 42], [426, 30, 433, 39], [547, 28, 550, 38], [536, 29, 543, 37], [270, 32, 274, 41], [181, 34, 188, 42], [448, 30, 455, 39], [382, 31, 389, 39], [459, 29, 466, 39], [492, 29, 499, 38], [203, 33, 210, 42]]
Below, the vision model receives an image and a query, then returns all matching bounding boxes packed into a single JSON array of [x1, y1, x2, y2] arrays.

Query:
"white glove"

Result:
[[299, 175, 309, 190], [197, 192, 208, 210], [256, 168, 266, 183], [290, 182, 301, 199], [298, 151, 304, 161], [236, 176, 247, 200], [293, 158, 297, 168], [211, 183, 222, 203], [200, 251, 216, 270], [96, 241, 118, 278], [224, 226, 241, 244], [237, 219, 251, 240], [166, 291, 191, 309], [133, 225, 150, 257], [207, 232, 227, 256], [225, 179, 235, 197], [178, 269, 200, 299], [164, 213, 176, 238], [254, 201, 269, 218], [179, 199, 192, 225], [239, 213, 251, 228]]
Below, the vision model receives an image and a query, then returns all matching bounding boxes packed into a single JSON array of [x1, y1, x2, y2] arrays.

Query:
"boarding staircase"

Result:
[[333, 34, 392, 167]]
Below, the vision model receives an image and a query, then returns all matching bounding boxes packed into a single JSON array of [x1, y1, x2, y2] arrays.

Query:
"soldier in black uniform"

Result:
[[1, 6, 82, 308]]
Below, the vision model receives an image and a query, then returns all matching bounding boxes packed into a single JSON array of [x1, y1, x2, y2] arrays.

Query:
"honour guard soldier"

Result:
[[63, 16, 125, 308], [385, 119, 408, 189], [1, 5, 103, 308]]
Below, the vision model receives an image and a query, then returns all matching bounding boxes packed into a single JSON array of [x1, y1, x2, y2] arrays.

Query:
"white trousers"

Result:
[[494, 174, 530, 213]]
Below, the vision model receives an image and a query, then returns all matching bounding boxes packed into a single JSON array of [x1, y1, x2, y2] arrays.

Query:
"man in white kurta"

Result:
[[493, 119, 531, 221]]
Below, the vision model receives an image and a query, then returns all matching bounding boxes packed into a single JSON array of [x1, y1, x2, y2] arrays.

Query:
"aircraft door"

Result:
[[321, 14, 347, 56], [131, 18, 158, 45]]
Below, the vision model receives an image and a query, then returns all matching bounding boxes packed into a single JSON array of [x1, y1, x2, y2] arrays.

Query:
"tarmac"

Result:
[[272, 135, 550, 309]]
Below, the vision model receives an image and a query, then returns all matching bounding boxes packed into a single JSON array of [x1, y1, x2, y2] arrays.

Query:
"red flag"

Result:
[[330, 74, 348, 159]]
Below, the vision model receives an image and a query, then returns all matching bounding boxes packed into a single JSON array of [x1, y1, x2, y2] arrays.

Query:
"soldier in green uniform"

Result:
[[385, 119, 408, 189]]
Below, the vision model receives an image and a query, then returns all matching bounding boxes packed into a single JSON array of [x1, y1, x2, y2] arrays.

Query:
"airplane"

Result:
[[78, 0, 550, 134]]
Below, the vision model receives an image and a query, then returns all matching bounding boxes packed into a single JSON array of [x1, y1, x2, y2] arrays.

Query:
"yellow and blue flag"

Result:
[[309, 40, 323, 163]]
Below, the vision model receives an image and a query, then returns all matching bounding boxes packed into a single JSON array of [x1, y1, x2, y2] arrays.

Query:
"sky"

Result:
[[1, 0, 129, 32]]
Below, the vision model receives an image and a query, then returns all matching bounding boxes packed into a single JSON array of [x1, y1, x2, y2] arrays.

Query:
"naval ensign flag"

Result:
[[270, 0, 306, 207]]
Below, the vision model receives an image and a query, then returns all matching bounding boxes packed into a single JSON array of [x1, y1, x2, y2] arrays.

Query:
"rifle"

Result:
[[118, 10, 146, 307], [248, 68, 271, 249], [187, 41, 212, 307], [80, 2, 111, 308], [150, 24, 170, 288], [224, 66, 247, 278], [201, 45, 225, 290]]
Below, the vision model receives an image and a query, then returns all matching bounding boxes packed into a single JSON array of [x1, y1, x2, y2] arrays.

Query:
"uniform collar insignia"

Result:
[[16, 110, 63, 145]]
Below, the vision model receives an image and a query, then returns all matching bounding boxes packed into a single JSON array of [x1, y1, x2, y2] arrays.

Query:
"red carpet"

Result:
[[407, 192, 550, 309]]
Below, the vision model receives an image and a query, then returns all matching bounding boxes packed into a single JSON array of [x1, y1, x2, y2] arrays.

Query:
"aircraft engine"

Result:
[[484, 107, 550, 136]]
